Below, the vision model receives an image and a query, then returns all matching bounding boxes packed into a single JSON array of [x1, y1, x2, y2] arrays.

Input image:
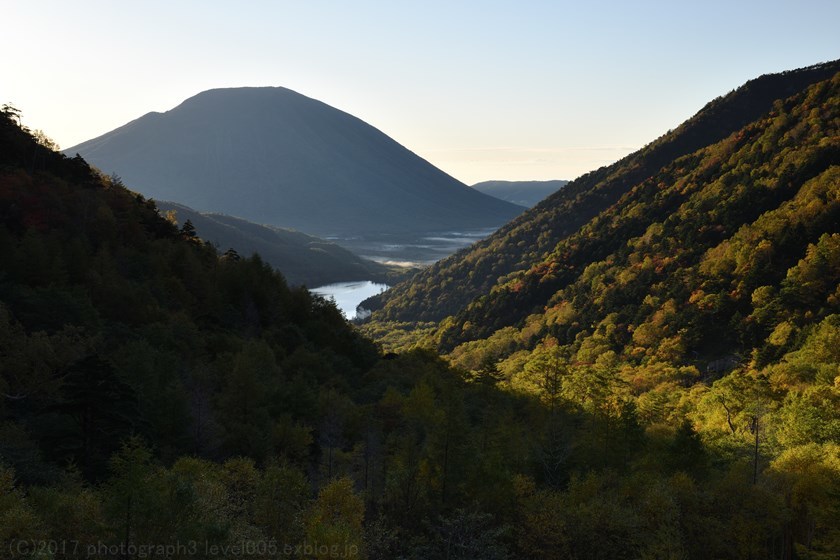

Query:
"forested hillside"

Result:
[[366, 60, 840, 324], [0, 104, 381, 478], [359, 64, 840, 557], [426, 67, 840, 354], [156, 202, 395, 287], [2, 62, 840, 559]]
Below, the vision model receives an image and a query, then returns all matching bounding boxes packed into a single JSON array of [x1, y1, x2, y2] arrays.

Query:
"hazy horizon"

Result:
[[4, 0, 839, 184]]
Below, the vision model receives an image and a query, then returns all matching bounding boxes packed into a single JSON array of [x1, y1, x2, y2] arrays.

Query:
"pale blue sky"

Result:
[[4, 0, 839, 183]]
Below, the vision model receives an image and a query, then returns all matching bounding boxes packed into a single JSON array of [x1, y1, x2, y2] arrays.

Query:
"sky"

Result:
[[3, 0, 839, 185]]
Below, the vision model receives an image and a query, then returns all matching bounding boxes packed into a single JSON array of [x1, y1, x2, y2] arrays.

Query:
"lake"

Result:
[[312, 228, 499, 320], [311, 281, 389, 320]]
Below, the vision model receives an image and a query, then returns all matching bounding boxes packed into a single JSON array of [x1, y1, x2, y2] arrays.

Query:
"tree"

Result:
[[104, 437, 161, 548], [304, 477, 365, 559], [1, 103, 23, 129], [319, 389, 349, 481], [254, 461, 309, 544], [215, 341, 280, 459], [180, 219, 199, 242], [767, 443, 840, 557], [528, 351, 573, 487], [31, 129, 59, 151], [0, 465, 43, 547], [223, 247, 241, 261], [44, 354, 139, 479]]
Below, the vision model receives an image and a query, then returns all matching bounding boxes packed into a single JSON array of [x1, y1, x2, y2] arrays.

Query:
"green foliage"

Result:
[[0, 464, 43, 552], [253, 460, 308, 543], [767, 443, 840, 556], [410, 509, 510, 560], [0, 105, 380, 482], [304, 477, 365, 559], [369, 60, 840, 326], [3, 65, 840, 559], [357, 64, 840, 557], [158, 202, 397, 287]]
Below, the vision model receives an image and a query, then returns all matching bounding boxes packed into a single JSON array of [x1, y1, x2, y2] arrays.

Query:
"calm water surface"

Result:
[[311, 281, 389, 320], [312, 228, 500, 320]]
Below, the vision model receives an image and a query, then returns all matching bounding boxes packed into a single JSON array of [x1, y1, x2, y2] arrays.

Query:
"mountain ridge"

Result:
[[472, 179, 568, 207], [434, 72, 840, 353], [365, 59, 840, 325], [156, 201, 400, 287]]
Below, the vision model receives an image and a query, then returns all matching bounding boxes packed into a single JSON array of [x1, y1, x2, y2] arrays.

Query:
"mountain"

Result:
[[428, 68, 840, 354], [0, 105, 379, 479], [156, 201, 398, 287], [4, 65, 840, 558], [365, 59, 840, 326], [65, 87, 524, 236], [472, 179, 568, 207], [363, 61, 840, 557]]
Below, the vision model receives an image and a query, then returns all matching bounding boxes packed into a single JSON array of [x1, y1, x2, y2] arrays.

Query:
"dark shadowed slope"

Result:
[[472, 180, 568, 207], [156, 202, 393, 287], [66, 87, 524, 236], [0, 106, 380, 477]]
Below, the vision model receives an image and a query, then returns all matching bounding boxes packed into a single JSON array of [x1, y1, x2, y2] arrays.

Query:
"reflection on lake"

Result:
[[311, 281, 389, 320]]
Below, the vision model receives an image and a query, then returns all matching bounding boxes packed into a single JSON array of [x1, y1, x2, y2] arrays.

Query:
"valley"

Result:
[[1, 56, 839, 560], [311, 227, 502, 320], [326, 226, 501, 267]]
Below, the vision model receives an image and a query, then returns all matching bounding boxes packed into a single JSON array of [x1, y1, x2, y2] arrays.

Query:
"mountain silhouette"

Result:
[[66, 87, 524, 236], [472, 180, 568, 207]]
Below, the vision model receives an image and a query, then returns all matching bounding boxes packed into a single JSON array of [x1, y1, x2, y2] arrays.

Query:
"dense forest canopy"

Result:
[[1, 61, 840, 560], [361, 64, 840, 557], [154, 201, 397, 287], [365, 59, 840, 325]]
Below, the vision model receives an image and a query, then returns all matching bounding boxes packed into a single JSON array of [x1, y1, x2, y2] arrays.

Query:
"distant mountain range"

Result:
[[156, 202, 396, 287], [66, 87, 524, 236], [472, 180, 568, 207]]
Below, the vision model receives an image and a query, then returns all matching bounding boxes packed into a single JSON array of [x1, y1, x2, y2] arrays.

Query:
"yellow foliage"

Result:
[[304, 477, 365, 560]]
